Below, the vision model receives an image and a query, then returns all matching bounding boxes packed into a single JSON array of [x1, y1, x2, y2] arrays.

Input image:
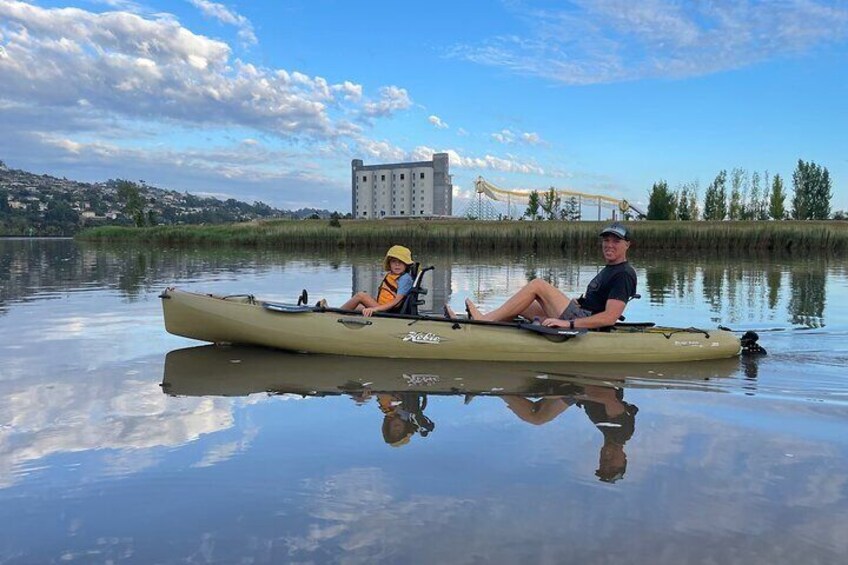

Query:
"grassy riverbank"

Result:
[[76, 219, 848, 254]]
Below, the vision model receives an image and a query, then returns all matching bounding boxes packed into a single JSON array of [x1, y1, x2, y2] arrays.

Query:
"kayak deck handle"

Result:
[[338, 318, 373, 329]]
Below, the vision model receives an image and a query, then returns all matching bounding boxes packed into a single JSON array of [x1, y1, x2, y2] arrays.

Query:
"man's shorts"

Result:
[[560, 299, 593, 321]]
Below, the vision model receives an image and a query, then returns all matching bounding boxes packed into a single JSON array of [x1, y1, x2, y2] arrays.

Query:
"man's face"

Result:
[[601, 235, 629, 264]]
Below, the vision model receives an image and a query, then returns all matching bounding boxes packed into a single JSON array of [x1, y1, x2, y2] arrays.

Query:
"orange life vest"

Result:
[[377, 273, 402, 305]]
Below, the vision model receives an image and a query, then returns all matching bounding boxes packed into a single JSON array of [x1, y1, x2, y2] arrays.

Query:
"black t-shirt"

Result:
[[577, 262, 637, 314]]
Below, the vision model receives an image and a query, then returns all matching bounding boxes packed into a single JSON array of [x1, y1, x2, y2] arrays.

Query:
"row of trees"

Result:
[[647, 160, 836, 221], [524, 188, 582, 220]]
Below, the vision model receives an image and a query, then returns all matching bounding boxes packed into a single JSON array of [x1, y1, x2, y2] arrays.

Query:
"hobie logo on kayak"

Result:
[[402, 331, 442, 345]]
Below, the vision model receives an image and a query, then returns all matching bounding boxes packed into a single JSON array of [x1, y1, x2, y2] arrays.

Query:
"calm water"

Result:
[[1, 238, 847, 564]]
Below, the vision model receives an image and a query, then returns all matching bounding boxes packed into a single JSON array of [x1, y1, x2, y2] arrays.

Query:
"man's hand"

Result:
[[541, 318, 569, 328], [362, 307, 376, 317]]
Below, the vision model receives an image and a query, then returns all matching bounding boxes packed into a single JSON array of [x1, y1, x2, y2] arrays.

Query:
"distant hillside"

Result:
[[0, 159, 338, 236]]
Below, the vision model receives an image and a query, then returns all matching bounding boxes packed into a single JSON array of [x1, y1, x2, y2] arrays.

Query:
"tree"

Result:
[[728, 168, 746, 220], [792, 159, 832, 220], [758, 171, 771, 220], [647, 180, 676, 220], [769, 174, 787, 220], [676, 181, 699, 221], [703, 170, 727, 221], [560, 197, 580, 221], [524, 190, 541, 220], [540, 188, 560, 220], [116, 180, 146, 226], [746, 171, 761, 220]]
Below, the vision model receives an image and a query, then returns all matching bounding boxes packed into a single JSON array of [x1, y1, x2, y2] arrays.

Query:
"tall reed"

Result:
[[77, 220, 848, 254]]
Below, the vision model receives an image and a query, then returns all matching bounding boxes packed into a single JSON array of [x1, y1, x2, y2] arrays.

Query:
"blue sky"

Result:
[[1, 0, 846, 213]]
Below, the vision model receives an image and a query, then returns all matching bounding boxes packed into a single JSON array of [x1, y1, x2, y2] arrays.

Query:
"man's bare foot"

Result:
[[443, 304, 457, 319], [465, 298, 483, 320]]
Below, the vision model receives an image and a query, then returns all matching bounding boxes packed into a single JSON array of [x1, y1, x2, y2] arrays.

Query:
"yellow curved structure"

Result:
[[474, 177, 644, 217]]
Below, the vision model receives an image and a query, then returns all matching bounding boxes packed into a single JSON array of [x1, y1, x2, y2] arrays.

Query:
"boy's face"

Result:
[[388, 258, 406, 274]]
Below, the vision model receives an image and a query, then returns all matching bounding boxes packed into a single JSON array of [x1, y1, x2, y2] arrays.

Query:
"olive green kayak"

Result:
[[160, 287, 745, 363]]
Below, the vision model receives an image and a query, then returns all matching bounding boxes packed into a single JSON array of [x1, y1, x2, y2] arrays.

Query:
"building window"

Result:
[[420, 172, 425, 179], [362, 176, 367, 182], [381, 174, 385, 181], [400, 174, 405, 180]]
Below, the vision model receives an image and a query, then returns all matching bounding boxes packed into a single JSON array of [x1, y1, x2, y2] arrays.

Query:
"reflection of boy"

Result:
[[376, 393, 435, 448]]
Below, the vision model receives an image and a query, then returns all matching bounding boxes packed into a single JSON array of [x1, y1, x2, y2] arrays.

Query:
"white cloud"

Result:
[[360, 85, 412, 118], [428, 115, 449, 129], [187, 0, 257, 46], [491, 129, 515, 144], [491, 129, 543, 146], [448, 0, 848, 84], [354, 137, 406, 162], [0, 1, 400, 142], [456, 127, 468, 136], [412, 145, 545, 175], [521, 132, 542, 145]]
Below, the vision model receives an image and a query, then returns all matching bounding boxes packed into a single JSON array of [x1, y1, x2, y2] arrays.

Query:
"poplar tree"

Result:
[[728, 168, 745, 220], [747, 171, 761, 220], [688, 185, 701, 221], [676, 185, 692, 221], [792, 160, 832, 219], [703, 170, 728, 220], [769, 174, 786, 220], [759, 171, 771, 220], [524, 190, 541, 220], [676, 181, 699, 221], [541, 187, 560, 220]]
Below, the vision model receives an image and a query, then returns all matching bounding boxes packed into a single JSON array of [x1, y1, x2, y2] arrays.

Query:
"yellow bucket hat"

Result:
[[383, 245, 414, 271]]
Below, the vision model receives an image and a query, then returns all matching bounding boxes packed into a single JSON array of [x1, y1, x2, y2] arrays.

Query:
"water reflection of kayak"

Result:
[[161, 345, 743, 398], [161, 288, 746, 363]]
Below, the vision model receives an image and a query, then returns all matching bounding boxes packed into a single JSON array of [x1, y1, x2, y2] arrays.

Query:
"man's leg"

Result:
[[466, 279, 571, 322]]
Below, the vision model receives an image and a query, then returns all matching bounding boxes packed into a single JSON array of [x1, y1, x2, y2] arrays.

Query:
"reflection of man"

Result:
[[578, 386, 638, 483], [502, 384, 638, 483]]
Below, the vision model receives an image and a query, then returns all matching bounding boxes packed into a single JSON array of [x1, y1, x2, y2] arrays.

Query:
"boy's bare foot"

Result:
[[464, 298, 483, 320]]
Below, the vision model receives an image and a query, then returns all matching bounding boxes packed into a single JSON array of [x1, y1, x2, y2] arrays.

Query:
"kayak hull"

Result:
[[161, 288, 742, 363]]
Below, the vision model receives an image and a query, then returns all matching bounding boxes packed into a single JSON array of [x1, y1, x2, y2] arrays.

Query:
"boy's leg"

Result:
[[340, 291, 380, 311]]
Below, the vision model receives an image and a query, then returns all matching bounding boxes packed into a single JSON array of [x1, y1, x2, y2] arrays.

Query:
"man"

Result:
[[454, 222, 637, 329]]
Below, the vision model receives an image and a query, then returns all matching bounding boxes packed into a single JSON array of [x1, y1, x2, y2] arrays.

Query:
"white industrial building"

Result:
[[351, 153, 452, 218]]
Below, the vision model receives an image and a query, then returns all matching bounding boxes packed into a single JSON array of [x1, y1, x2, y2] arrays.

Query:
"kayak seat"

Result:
[[617, 293, 641, 322], [395, 263, 435, 316]]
